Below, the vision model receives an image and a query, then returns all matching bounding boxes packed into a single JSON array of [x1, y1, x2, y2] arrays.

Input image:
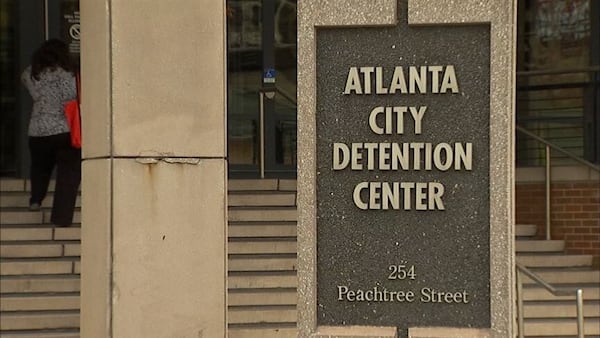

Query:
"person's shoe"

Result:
[[29, 203, 41, 211]]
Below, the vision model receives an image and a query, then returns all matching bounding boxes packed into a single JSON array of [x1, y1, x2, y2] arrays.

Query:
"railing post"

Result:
[[516, 269, 525, 338], [517, 263, 587, 338], [545, 145, 551, 240], [258, 89, 276, 179], [576, 289, 584, 338], [259, 92, 265, 179]]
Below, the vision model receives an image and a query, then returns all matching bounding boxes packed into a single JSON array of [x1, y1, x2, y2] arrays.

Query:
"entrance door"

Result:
[[0, 0, 79, 177], [227, 0, 297, 178]]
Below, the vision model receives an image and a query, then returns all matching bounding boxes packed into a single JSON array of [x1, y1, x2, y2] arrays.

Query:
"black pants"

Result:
[[29, 133, 81, 226]]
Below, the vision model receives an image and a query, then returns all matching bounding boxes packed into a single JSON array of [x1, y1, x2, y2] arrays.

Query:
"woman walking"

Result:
[[21, 39, 80, 227]]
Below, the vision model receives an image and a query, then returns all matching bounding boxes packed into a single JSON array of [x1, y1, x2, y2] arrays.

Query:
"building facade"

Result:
[[0, 0, 598, 336]]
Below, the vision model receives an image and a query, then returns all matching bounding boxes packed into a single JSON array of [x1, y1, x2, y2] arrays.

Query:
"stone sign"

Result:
[[298, 1, 515, 337], [316, 12, 490, 335]]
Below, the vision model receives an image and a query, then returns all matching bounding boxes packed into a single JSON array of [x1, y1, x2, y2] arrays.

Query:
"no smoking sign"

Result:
[[69, 24, 80, 41]]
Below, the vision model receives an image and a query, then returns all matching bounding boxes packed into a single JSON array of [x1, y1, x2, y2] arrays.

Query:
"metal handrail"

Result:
[[258, 86, 297, 178], [516, 125, 599, 240], [517, 65, 600, 77], [516, 263, 584, 338], [516, 126, 600, 171], [259, 90, 268, 178], [276, 85, 297, 106]]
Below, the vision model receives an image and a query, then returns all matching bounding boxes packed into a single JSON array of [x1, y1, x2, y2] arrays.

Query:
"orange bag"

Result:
[[64, 74, 81, 148]]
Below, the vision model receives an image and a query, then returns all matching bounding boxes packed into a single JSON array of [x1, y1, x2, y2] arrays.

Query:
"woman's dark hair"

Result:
[[30, 39, 75, 80]]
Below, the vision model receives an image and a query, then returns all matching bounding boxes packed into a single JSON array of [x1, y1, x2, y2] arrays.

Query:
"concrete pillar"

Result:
[[79, 1, 226, 337]]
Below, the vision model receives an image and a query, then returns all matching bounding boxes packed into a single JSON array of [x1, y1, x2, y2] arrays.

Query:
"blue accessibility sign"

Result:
[[263, 68, 276, 83]]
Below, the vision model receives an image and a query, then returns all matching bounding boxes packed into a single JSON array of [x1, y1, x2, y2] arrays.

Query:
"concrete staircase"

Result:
[[0, 179, 81, 338], [227, 179, 298, 338], [516, 224, 600, 337], [2, 179, 599, 337], [0, 178, 298, 338]]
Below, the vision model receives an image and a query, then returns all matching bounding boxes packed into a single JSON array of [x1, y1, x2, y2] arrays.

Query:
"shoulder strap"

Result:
[[76, 73, 81, 104]]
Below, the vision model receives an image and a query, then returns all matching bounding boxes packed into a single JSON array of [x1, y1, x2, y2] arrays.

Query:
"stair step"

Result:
[[515, 224, 538, 237], [0, 194, 81, 208], [229, 241, 296, 255], [0, 211, 80, 225], [0, 212, 43, 225], [228, 306, 296, 324], [524, 300, 600, 318], [1, 276, 80, 293], [228, 179, 296, 192], [0, 331, 79, 338], [228, 326, 297, 338], [524, 285, 600, 301], [0, 260, 77, 276], [229, 193, 296, 207], [524, 318, 600, 336], [517, 254, 594, 268], [53, 228, 81, 241], [229, 274, 297, 289], [0, 294, 80, 312], [516, 240, 565, 253], [0, 227, 80, 241], [521, 270, 600, 285], [228, 179, 280, 191], [0, 228, 54, 241], [42, 211, 81, 224], [24, 180, 60, 192], [0, 311, 79, 331], [277, 180, 296, 191], [0, 179, 27, 192], [1, 244, 63, 259], [229, 223, 297, 238], [229, 256, 296, 272], [229, 289, 296, 306], [229, 208, 297, 222], [0, 243, 80, 258]]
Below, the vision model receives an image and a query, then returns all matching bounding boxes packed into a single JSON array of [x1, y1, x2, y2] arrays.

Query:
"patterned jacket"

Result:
[[21, 66, 77, 137]]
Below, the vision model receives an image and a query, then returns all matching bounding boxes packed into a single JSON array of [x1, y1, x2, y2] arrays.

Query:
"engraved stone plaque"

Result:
[[315, 4, 490, 336], [298, 0, 515, 337]]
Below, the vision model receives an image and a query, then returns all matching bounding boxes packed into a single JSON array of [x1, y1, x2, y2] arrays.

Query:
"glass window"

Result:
[[517, 0, 597, 165]]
